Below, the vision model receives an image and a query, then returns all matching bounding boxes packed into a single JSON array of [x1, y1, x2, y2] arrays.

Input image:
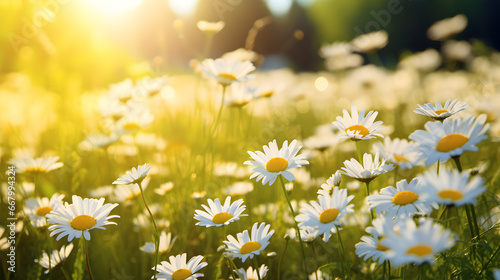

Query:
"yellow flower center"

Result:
[[171, 268, 192, 280], [212, 212, 233, 224], [265, 157, 289, 173], [434, 109, 449, 115], [392, 191, 419, 205], [122, 122, 142, 131], [406, 245, 433, 257], [377, 238, 389, 251], [345, 125, 369, 137], [36, 206, 53, 217], [71, 215, 97, 231], [438, 190, 463, 201], [394, 155, 408, 162], [118, 96, 131, 103], [218, 73, 238, 81], [261, 90, 274, 98], [319, 208, 340, 224], [232, 100, 250, 107], [240, 241, 262, 255], [436, 134, 469, 153], [24, 166, 47, 173]]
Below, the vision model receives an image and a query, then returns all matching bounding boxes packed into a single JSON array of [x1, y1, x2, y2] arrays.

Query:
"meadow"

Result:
[[1, 6, 500, 280]]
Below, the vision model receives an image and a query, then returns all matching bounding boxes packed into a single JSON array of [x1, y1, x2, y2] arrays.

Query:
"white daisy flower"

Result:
[[9, 156, 63, 174], [373, 137, 423, 170], [198, 58, 255, 86], [413, 99, 468, 121], [427, 14, 467, 41], [223, 222, 275, 262], [244, 139, 309, 186], [341, 153, 395, 183], [367, 179, 438, 219], [112, 177, 151, 204], [115, 109, 154, 134], [332, 105, 384, 141], [154, 182, 174, 196], [382, 217, 454, 267], [286, 226, 320, 243], [296, 187, 354, 242], [24, 193, 65, 228], [224, 83, 258, 107], [113, 163, 152, 185], [153, 253, 207, 280], [79, 133, 119, 151], [193, 197, 248, 227], [233, 264, 269, 280], [46, 195, 119, 242], [355, 215, 400, 264], [140, 231, 176, 254], [34, 243, 74, 274], [319, 41, 352, 59], [317, 171, 342, 196], [351, 30, 388, 53], [409, 115, 489, 166], [197, 20, 225, 33], [223, 182, 254, 196], [417, 169, 485, 206], [0, 227, 9, 250]]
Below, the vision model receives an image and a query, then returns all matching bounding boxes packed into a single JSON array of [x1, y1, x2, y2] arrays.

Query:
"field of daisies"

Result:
[[2, 12, 500, 280]]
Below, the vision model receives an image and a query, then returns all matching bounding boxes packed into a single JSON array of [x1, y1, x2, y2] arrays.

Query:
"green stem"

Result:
[[138, 181, 159, 280], [452, 156, 462, 172], [210, 85, 227, 137], [82, 236, 94, 280], [277, 236, 289, 280], [279, 175, 309, 279], [227, 257, 240, 280], [436, 159, 440, 175], [310, 243, 319, 280], [385, 261, 391, 280], [61, 267, 71, 280], [354, 141, 363, 163], [479, 244, 500, 274], [336, 228, 348, 279], [253, 257, 262, 280], [464, 206, 476, 267], [469, 204, 480, 239], [365, 181, 375, 221]]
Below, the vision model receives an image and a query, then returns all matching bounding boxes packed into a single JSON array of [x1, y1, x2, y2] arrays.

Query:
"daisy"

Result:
[[233, 265, 269, 280], [153, 253, 207, 280], [351, 30, 388, 53], [317, 171, 342, 196], [24, 193, 65, 228], [355, 215, 401, 265], [296, 187, 354, 242], [0, 227, 10, 250], [194, 197, 248, 227], [409, 115, 489, 166], [341, 153, 395, 183], [244, 139, 309, 186], [34, 243, 74, 274], [427, 14, 467, 41], [198, 58, 255, 86], [373, 137, 423, 170], [140, 231, 176, 254], [197, 20, 225, 33], [319, 41, 352, 59], [223, 222, 274, 262], [417, 169, 485, 206], [113, 163, 151, 185], [79, 133, 119, 151], [115, 109, 154, 135], [332, 105, 384, 141], [9, 156, 63, 174], [223, 182, 254, 196], [112, 177, 151, 204], [154, 182, 174, 196], [224, 83, 258, 107], [381, 217, 454, 267], [398, 48, 441, 72], [46, 195, 119, 242], [367, 179, 438, 219], [413, 99, 468, 121]]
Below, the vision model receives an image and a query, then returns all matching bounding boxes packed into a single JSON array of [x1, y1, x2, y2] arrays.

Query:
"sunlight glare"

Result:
[[265, 0, 293, 16], [168, 0, 199, 16], [85, 0, 143, 15]]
